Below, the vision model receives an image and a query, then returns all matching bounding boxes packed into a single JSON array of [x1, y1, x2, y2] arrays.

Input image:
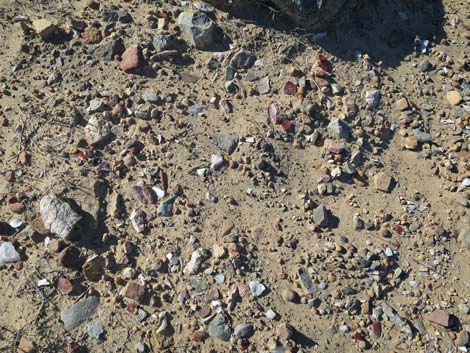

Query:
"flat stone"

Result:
[[120, 46, 141, 73], [374, 172, 394, 193], [60, 296, 100, 330], [122, 280, 145, 302], [86, 320, 104, 340], [230, 50, 256, 70], [414, 130, 432, 143], [177, 12, 216, 49], [276, 323, 295, 341], [249, 280, 266, 297], [207, 314, 232, 341], [446, 90, 461, 106], [101, 9, 132, 23], [153, 34, 178, 51], [184, 248, 209, 275], [425, 310, 450, 327], [143, 91, 159, 104], [40, 194, 82, 240], [17, 336, 36, 353], [212, 134, 239, 155], [324, 139, 344, 154]]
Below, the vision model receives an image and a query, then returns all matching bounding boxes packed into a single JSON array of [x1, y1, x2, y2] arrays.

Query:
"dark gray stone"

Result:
[[312, 204, 330, 228], [153, 34, 178, 51], [101, 9, 132, 23], [212, 134, 239, 154], [230, 50, 256, 70], [234, 323, 254, 339], [95, 38, 125, 61], [177, 12, 216, 49]]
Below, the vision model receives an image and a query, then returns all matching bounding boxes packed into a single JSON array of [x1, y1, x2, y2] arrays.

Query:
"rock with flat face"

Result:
[[177, 12, 217, 49], [60, 296, 100, 330], [39, 195, 82, 240]]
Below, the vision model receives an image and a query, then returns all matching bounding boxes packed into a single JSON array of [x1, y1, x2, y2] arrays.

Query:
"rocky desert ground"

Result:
[[0, 0, 469, 352]]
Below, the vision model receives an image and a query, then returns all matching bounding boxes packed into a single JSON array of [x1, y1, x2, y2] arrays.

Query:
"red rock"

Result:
[[57, 277, 73, 294], [4, 170, 14, 182], [9, 202, 26, 214], [82, 255, 105, 281], [323, 138, 344, 154], [425, 310, 450, 327], [119, 46, 141, 73], [122, 280, 145, 302]]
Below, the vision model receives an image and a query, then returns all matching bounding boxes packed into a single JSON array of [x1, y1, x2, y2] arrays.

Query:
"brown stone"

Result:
[[58, 246, 82, 270], [82, 255, 106, 281], [4, 170, 14, 182], [323, 138, 344, 154], [446, 90, 461, 106], [373, 172, 394, 193], [122, 280, 145, 302], [455, 330, 469, 347], [17, 336, 36, 353], [425, 310, 450, 327], [119, 47, 141, 73], [82, 27, 103, 44], [276, 322, 295, 341], [221, 220, 234, 236], [18, 151, 31, 166], [403, 136, 419, 150], [10, 202, 26, 214], [395, 98, 409, 111], [191, 330, 206, 342]]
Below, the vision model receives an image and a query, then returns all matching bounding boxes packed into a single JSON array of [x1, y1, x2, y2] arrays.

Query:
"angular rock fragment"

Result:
[[208, 314, 232, 341], [382, 303, 413, 339], [177, 12, 216, 49], [122, 280, 145, 302], [130, 209, 147, 233], [157, 196, 176, 217], [32, 19, 56, 39], [230, 50, 256, 70], [184, 248, 210, 275], [96, 38, 125, 61], [120, 46, 141, 73], [0, 242, 20, 264], [212, 134, 239, 155], [60, 296, 100, 330], [312, 204, 330, 228], [39, 195, 82, 240], [374, 172, 394, 193], [85, 116, 111, 146], [328, 118, 350, 140], [425, 310, 450, 327]]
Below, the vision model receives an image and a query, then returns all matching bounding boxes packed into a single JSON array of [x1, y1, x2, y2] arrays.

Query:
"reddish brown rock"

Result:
[[119, 46, 141, 73], [57, 277, 73, 295], [4, 170, 14, 182], [323, 138, 344, 154], [9, 202, 26, 214], [122, 280, 145, 302], [82, 255, 106, 281], [18, 151, 31, 166], [425, 310, 450, 327]]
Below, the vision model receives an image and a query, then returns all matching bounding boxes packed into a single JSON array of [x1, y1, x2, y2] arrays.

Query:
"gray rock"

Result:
[[96, 38, 125, 61], [153, 34, 178, 51], [61, 296, 100, 330], [312, 204, 330, 228], [101, 9, 132, 23], [85, 116, 112, 146], [86, 320, 104, 339], [157, 196, 176, 217], [365, 90, 381, 109], [230, 50, 256, 70], [89, 100, 107, 114], [234, 323, 254, 339], [183, 248, 210, 275], [327, 118, 350, 139], [40, 195, 82, 240], [143, 91, 159, 104], [418, 60, 432, 72], [249, 280, 266, 297], [212, 134, 239, 154], [208, 314, 232, 341], [458, 228, 470, 249], [414, 129, 432, 143], [177, 12, 216, 49], [258, 76, 270, 94]]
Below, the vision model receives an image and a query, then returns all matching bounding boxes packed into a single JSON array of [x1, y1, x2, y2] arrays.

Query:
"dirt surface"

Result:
[[0, 0, 469, 352]]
